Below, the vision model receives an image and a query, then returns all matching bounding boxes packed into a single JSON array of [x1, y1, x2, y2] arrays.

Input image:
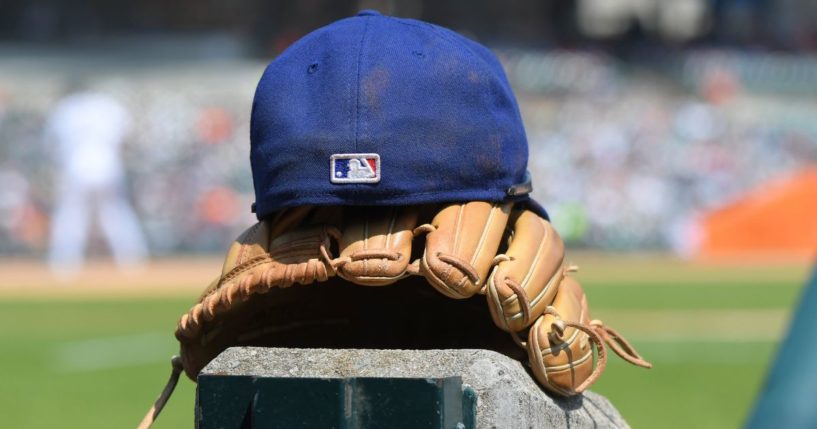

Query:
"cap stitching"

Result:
[[385, 17, 494, 74], [354, 16, 372, 152]]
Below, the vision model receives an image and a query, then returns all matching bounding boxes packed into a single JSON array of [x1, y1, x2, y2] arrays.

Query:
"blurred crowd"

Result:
[[0, 50, 816, 256], [505, 50, 817, 251]]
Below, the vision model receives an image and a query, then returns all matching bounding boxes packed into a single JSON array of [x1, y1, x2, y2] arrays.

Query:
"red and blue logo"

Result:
[[330, 153, 380, 184]]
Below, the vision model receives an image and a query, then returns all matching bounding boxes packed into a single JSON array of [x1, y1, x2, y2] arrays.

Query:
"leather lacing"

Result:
[[177, 225, 414, 342], [485, 254, 532, 340], [149, 223, 649, 428], [411, 223, 482, 293], [529, 307, 608, 395], [436, 253, 480, 284], [138, 356, 183, 429], [486, 263, 651, 394], [177, 228, 338, 340], [411, 228, 650, 390], [490, 273, 532, 326], [590, 320, 652, 368], [148, 230, 409, 428], [528, 313, 651, 395]]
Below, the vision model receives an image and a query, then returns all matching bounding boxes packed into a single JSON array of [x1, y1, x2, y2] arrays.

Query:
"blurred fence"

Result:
[[1, 47, 816, 255]]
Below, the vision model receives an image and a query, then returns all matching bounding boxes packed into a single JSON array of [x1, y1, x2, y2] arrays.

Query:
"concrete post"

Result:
[[198, 347, 629, 428]]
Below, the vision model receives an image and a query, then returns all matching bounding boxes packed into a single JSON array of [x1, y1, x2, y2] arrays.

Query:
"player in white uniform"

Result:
[[46, 89, 148, 277]]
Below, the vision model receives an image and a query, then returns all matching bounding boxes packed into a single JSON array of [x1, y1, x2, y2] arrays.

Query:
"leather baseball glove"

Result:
[[140, 202, 650, 428]]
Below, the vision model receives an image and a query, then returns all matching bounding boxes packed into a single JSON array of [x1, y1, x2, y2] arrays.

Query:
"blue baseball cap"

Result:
[[250, 10, 546, 219]]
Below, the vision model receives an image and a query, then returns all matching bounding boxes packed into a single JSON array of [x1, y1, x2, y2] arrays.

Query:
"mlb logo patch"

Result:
[[330, 153, 380, 183]]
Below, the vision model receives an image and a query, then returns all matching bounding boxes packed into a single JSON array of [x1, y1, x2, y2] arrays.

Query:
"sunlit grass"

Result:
[[0, 257, 805, 428]]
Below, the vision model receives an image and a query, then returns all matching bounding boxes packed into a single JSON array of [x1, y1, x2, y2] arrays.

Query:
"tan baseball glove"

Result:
[[140, 202, 650, 427]]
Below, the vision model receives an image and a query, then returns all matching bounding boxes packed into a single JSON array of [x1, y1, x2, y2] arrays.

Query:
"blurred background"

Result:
[[0, 0, 815, 428]]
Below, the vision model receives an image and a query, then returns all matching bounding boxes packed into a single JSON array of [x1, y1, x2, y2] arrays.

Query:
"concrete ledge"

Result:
[[201, 347, 629, 429]]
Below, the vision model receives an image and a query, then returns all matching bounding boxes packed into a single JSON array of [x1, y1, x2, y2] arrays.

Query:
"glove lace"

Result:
[[178, 228, 340, 340], [435, 252, 480, 284], [138, 356, 183, 429], [413, 223, 482, 288], [485, 254, 534, 333], [529, 309, 608, 396], [590, 320, 652, 368]]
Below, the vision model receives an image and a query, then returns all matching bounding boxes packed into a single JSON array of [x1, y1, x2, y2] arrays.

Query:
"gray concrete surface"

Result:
[[202, 347, 629, 429]]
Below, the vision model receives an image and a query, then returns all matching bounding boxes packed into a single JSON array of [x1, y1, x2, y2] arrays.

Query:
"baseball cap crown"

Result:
[[250, 10, 533, 219]]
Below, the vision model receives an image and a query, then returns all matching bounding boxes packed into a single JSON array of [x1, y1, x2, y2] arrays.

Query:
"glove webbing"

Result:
[[176, 224, 483, 341]]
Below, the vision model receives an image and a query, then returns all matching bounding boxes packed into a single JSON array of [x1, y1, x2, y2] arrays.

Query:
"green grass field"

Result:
[[0, 256, 809, 428]]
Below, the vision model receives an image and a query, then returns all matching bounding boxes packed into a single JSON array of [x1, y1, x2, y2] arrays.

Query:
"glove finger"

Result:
[[420, 201, 511, 298], [487, 209, 565, 332], [337, 206, 418, 286], [527, 276, 600, 396], [219, 206, 316, 276]]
